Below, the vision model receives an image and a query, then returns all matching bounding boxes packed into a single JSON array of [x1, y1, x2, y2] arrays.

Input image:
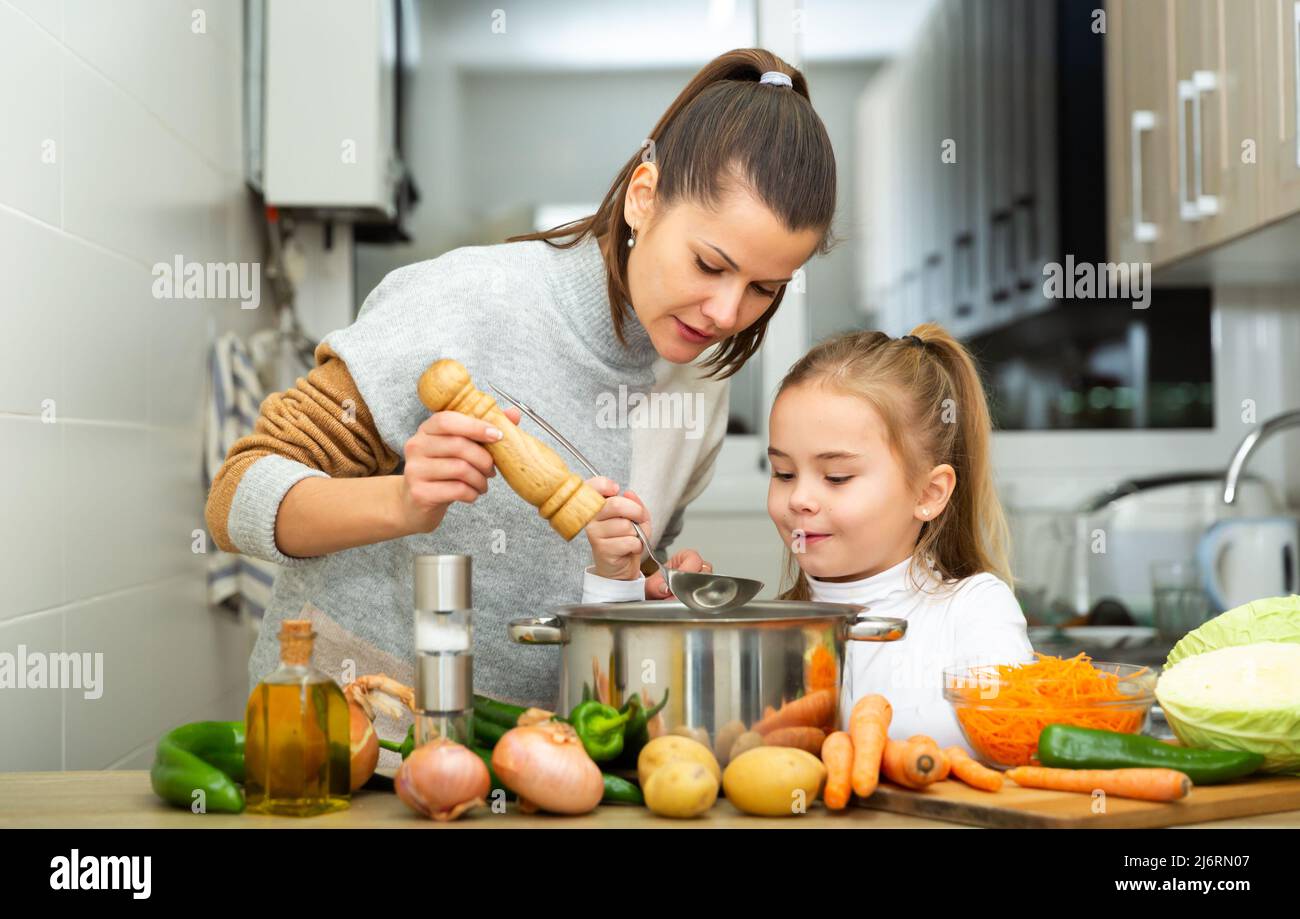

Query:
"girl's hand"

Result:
[[645, 549, 713, 599], [396, 406, 523, 534], [585, 477, 652, 580]]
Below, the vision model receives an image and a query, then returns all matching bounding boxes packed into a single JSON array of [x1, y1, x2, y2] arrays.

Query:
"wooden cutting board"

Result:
[[859, 774, 1300, 828]]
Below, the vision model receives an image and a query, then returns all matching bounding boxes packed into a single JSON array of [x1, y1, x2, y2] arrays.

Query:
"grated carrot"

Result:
[[951, 653, 1149, 767]]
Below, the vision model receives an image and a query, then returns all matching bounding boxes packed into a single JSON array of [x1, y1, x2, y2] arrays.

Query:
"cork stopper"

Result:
[[279, 619, 314, 667]]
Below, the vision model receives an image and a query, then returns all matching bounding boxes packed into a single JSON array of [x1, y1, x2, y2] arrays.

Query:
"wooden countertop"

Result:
[[4, 771, 1300, 828]]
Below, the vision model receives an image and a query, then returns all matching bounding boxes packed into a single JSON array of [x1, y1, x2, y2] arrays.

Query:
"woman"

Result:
[[205, 48, 837, 711]]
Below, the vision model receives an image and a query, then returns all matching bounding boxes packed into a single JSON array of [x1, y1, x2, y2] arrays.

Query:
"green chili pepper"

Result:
[[150, 721, 246, 814], [569, 700, 631, 762], [474, 718, 509, 749], [470, 745, 515, 799], [1037, 724, 1265, 785], [601, 772, 643, 806], [619, 688, 670, 763], [473, 695, 529, 729]]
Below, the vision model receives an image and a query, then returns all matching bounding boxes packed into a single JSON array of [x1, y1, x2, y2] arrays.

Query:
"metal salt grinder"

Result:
[[413, 554, 475, 747]]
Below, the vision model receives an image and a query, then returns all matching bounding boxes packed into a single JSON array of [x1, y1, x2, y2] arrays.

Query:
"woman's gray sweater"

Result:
[[228, 236, 730, 713]]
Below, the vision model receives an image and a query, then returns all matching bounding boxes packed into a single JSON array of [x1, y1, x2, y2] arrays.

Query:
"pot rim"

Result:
[[546, 598, 872, 626]]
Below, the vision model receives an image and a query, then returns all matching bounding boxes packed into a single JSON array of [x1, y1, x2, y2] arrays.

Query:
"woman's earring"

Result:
[[627, 226, 636, 248], [921, 508, 931, 517]]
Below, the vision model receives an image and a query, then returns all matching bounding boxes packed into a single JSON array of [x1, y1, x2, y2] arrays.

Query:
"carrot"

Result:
[[752, 689, 836, 735], [909, 735, 949, 780], [882, 737, 942, 789], [808, 644, 837, 693], [945, 746, 1004, 792], [763, 726, 827, 756], [849, 695, 891, 797], [1005, 766, 1191, 802], [821, 731, 854, 810]]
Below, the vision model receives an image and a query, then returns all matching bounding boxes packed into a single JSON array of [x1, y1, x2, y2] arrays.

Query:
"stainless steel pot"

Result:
[[509, 599, 906, 764]]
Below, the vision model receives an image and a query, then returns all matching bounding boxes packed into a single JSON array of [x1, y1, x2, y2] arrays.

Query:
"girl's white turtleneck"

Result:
[[580, 555, 1034, 753], [807, 555, 1033, 751]]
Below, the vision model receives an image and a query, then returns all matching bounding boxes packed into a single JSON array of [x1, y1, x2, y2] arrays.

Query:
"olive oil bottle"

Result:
[[245, 619, 350, 816]]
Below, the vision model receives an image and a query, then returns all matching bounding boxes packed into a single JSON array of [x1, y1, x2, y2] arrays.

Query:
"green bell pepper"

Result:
[[569, 700, 631, 762], [1037, 724, 1265, 785], [150, 721, 246, 814]]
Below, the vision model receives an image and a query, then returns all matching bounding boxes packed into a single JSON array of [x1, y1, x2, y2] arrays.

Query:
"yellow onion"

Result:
[[348, 702, 379, 791], [491, 721, 604, 814], [395, 739, 490, 821]]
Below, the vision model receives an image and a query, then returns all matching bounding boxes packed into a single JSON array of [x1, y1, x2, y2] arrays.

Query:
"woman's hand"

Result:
[[395, 406, 523, 534], [645, 549, 713, 599], [585, 477, 653, 580]]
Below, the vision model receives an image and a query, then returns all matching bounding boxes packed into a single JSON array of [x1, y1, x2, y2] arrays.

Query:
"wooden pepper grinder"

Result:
[[417, 359, 605, 541]]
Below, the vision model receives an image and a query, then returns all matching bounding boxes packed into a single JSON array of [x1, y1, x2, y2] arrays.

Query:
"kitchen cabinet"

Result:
[[1106, 0, 1300, 277], [1258, 0, 1300, 222], [1174, 0, 1260, 248], [857, 0, 1068, 339], [1106, 0, 1189, 266]]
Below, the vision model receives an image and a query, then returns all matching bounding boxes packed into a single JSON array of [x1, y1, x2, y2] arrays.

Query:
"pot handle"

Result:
[[842, 614, 908, 642], [508, 616, 568, 645]]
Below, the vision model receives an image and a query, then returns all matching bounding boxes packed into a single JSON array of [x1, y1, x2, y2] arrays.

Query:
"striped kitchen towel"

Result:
[[204, 332, 279, 617]]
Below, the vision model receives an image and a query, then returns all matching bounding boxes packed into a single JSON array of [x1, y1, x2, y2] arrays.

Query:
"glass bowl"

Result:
[[942, 661, 1157, 770]]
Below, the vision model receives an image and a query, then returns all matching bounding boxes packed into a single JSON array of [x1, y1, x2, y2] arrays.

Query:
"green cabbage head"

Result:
[[1156, 595, 1300, 774]]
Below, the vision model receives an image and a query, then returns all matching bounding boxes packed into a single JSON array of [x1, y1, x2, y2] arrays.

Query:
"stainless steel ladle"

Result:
[[486, 380, 764, 613]]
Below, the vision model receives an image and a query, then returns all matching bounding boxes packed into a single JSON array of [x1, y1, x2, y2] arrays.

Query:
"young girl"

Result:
[[582, 322, 1033, 751]]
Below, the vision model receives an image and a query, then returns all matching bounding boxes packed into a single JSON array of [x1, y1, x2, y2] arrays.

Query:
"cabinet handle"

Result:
[[1191, 70, 1220, 216], [1176, 81, 1203, 222], [1014, 194, 1037, 291], [1177, 72, 1219, 221], [1293, 1, 1299, 168], [1130, 110, 1158, 241]]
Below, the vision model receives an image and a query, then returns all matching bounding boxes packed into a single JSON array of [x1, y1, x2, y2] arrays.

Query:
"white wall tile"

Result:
[[65, 578, 246, 768], [0, 3, 61, 225], [0, 610, 65, 771], [0, 417, 64, 621], [57, 241, 152, 424], [0, 209, 64, 416], [7, 0, 62, 37], [61, 423, 155, 600], [62, 0, 242, 175], [147, 293, 208, 429], [146, 426, 208, 582], [62, 53, 215, 267]]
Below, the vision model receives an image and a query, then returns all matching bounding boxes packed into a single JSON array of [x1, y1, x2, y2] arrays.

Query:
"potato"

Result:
[[714, 719, 746, 766], [728, 730, 764, 761], [643, 759, 719, 818], [722, 746, 827, 817], [670, 724, 711, 749], [638, 735, 722, 787]]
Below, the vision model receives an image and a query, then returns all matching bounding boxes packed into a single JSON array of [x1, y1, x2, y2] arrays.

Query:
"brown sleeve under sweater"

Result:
[[205, 341, 401, 553]]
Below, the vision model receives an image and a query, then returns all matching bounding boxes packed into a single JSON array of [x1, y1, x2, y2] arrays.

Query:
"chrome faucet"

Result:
[[1223, 409, 1300, 504]]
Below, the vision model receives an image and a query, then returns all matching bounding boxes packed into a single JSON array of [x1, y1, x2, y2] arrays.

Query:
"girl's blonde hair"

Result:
[[775, 322, 1012, 600]]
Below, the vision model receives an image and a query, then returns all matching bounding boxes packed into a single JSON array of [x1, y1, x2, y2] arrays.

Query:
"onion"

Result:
[[491, 722, 604, 814], [348, 701, 380, 791], [395, 739, 490, 821]]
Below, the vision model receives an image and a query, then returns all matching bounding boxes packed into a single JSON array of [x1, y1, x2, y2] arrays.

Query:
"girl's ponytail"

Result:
[[907, 323, 1012, 588]]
